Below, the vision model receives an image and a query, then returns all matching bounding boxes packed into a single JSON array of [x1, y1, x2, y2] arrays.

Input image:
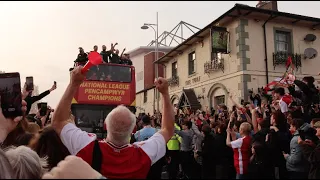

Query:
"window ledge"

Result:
[[188, 72, 197, 78]]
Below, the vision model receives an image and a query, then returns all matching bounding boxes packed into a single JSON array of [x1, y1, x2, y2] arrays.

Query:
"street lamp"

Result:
[[141, 12, 159, 114]]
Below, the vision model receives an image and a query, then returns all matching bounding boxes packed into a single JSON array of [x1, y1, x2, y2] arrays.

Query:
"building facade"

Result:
[[128, 46, 173, 115], [156, 2, 320, 112]]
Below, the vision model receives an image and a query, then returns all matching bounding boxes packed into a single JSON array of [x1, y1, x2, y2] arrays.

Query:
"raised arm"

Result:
[[229, 93, 243, 110], [155, 77, 175, 143], [52, 67, 85, 135], [120, 48, 126, 58], [191, 120, 203, 138], [251, 109, 259, 133]]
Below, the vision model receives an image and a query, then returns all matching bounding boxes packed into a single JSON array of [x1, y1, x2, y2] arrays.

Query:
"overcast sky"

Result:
[[0, 1, 318, 108]]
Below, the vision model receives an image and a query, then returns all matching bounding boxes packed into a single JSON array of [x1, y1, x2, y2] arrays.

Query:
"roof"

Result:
[[156, 3, 320, 63], [127, 46, 174, 58]]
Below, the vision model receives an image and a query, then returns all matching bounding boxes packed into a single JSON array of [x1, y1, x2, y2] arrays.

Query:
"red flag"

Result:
[[286, 56, 292, 68]]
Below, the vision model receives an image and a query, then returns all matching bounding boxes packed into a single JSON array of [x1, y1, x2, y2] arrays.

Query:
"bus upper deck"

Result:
[[71, 58, 136, 138]]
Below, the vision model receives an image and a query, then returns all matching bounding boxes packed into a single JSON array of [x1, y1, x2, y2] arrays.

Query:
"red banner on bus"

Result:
[[75, 81, 132, 105]]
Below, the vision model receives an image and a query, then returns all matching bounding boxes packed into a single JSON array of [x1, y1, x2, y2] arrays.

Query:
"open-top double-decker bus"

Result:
[[71, 63, 136, 138]]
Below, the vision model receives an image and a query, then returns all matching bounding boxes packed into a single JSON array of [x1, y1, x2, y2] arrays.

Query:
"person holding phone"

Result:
[[0, 73, 28, 144], [24, 81, 57, 115], [0, 98, 27, 145]]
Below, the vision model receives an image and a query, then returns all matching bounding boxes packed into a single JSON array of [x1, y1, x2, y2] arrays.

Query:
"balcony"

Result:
[[168, 75, 179, 87], [204, 58, 224, 73], [273, 52, 302, 70]]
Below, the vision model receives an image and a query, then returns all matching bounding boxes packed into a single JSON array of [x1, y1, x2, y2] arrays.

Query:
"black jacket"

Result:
[[253, 128, 269, 144], [247, 157, 273, 179], [24, 90, 50, 115], [214, 132, 233, 166], [100, 50, 111, 63], [266, 129, 291, 167], [300, 142, 320, 179], [201, 134, 216, 165], [75, 53, 88, 63]]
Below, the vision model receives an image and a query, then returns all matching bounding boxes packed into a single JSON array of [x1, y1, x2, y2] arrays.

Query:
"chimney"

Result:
[[256, 1, 278, 11]]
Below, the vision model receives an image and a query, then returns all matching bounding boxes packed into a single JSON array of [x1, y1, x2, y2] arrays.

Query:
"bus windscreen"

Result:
[[86, 65, 131, 83]]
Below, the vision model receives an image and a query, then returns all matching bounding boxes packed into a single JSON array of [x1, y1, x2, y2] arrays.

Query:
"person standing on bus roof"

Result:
[[93, 45, 98, 52], [51, 66, 175, 179], [120, 54, 133, 65], [100, 45, 111, 63], [75, 47, 88, 65], [110, 49, 120, 64]]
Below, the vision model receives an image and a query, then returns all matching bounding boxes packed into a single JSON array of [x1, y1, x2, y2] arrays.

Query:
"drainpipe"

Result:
[[262, 15, 274, 84]]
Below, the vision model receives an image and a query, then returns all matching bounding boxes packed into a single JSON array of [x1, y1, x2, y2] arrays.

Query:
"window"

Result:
[[172, 61, 177, 77], [215, 95, 225, 106], [86, 64, 131, 82], [275, 30, 292, 53], [188, 51, 196, 75], [143, 91, 147, 103]]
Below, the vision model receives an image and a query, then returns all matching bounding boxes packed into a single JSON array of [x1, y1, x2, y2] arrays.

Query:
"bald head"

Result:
[[105, 105, 136, 146]]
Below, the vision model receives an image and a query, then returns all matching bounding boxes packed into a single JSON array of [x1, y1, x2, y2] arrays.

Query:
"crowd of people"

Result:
[[0, 64, 320, 179], [75, 43, 133, 66], [0, 80, 59, 178], [132, 75, 320, 179]]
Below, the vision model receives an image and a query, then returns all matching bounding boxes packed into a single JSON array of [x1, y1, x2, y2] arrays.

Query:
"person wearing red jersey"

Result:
[[51, 66, 175, 179], [226, 122, 252, 179], [273, 87, 292, 115]]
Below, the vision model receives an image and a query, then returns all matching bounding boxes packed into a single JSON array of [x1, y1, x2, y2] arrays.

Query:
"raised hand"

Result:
[[154, 77, 169, 95], [22, 83, 32, 99], [50, 83, 57, 92], [0, 97, 27, 142], [70, 66, 85, 87]]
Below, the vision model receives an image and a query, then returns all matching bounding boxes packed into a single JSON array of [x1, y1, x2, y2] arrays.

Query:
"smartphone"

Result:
[[229, 121, 234, 130], [37, 102, 48, 116], [26, 76, 34, 91], [240, 114, 247, 120], [0, 73, 22, 118]]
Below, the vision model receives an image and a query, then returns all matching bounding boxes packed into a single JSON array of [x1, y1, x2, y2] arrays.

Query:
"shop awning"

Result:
[[178, 89, 202, 110]]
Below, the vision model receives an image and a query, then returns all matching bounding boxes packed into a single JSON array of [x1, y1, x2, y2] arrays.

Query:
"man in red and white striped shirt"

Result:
[[52, 66, 175, 179], [226, 122, 252, 179]]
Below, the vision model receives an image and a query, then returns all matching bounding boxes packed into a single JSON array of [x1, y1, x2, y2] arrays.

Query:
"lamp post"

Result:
[[141, 12, 159, 114]]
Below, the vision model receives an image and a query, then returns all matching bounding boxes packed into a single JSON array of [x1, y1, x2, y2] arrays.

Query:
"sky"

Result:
[[0, 1, 319, 108]]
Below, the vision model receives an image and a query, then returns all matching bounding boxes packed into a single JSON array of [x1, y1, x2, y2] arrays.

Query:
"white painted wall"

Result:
[[131, 53, 145, 92]]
